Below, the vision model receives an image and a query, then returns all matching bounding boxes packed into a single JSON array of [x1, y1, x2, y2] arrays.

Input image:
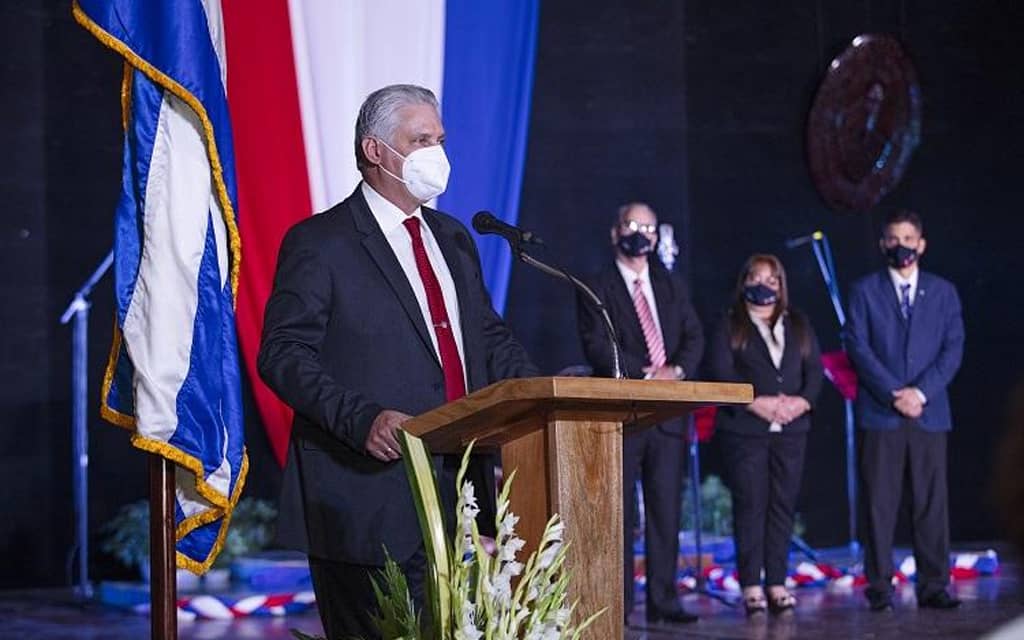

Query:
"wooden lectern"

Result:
[[403, 376, 752, 638]]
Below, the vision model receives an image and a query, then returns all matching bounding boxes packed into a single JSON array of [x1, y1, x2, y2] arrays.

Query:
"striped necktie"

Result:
[[631, 278, 666, 369]]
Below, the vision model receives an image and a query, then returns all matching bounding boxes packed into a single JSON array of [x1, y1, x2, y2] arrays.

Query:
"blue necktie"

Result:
[[899, 282, 912, 320]]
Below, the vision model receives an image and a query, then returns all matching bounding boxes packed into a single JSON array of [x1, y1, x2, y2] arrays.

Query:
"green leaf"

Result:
[[398, 431, 451, 640], [369, 553, 420, 639]]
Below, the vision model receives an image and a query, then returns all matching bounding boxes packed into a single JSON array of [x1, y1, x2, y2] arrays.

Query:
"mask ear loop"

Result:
[[372, 137, 409, 186]]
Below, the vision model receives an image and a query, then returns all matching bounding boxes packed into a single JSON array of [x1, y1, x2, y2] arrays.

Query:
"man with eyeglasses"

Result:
[[576, 202, 704, 626]]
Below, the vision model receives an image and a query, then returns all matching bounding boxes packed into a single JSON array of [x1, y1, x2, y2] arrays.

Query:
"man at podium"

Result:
[[576, 202, 704, 625], [258, 84, 538, 639]]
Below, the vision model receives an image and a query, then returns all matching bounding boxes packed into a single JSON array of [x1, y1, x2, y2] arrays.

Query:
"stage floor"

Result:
[[2, 562, 1022, 639]]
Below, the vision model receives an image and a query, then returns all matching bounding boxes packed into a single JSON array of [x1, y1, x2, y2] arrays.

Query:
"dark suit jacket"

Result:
[[845, 269, 964, 431], [704, 309, 823, 436], [576, 259, 704, 434], [257, 185, 538, 566]]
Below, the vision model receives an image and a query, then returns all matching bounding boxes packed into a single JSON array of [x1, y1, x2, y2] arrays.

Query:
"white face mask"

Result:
[[376, 139, 451, 202]]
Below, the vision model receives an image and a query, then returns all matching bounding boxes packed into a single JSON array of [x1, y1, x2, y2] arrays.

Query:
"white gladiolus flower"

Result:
[[460, 482, 480, 523], [503, 560, 525, 578], [492, 572, 513, 603], [454, 602, 482, 640], [498, 512, 520, 538], [542, 623, 560, 640], [537, 541, 562, 569], [555, 607, 571, 627], [547, 520, 565, 542], [500, 535, 526, 561]]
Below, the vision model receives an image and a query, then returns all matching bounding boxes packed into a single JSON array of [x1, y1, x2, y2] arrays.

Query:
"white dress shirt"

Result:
[[749, 311, 786, 432], [616, 260, 671, 379], [616, 260, 664, 338], [888, 265, 920, 306], [361, 182, 467, 385]]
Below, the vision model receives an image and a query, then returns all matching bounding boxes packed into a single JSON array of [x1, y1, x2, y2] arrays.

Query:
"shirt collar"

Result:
[[616, 259, 650, 285], [361, 181, 423, 234], [888, 266, 919, 290], [748, 309, 784, 331]]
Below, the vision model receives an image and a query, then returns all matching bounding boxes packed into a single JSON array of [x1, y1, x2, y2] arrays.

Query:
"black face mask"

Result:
[[616, 232, 653, 258], [743, 283, 778, 306], [885, 244, 918, 268]]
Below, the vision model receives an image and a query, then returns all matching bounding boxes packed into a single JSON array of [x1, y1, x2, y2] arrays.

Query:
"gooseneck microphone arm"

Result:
[[472, 211, 624, 379], [518, 252, 624, 380]]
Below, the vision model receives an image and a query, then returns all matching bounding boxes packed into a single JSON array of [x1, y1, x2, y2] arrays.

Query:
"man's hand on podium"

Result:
[[366, 409, 411, 462]]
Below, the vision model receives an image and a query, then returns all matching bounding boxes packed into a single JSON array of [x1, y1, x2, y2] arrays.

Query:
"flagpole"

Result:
[[150, 454, 177, 640]]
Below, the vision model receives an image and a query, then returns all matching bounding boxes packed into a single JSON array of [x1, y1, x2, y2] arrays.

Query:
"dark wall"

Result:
[[0, 1, 281, 588], [3, 0, 1021, 587], [0, 1, 127, 588], [511, 0, 1024, 546]]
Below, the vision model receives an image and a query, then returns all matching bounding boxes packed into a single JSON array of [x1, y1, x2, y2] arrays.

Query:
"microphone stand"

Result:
[[792, 232, 859, 558], [59, 249, 114, 599], [513, 246, 625, 380], [686, 413, 738, 607]]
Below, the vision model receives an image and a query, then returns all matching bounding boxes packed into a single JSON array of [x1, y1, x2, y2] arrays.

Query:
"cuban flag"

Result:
[[222, 1, 539, 467], [73, 0, 248, 573]]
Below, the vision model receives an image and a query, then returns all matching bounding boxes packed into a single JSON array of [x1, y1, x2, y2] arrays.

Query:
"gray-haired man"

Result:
[[258, 84, 538, 638]]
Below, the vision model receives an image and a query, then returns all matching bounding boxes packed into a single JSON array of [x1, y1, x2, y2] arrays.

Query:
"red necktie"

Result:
[[631, 278, 666, 368], [402, 217, 466, 401]]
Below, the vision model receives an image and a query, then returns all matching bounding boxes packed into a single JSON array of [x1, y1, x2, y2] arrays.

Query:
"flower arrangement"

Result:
[[293, 437, 602, 640], [436, 447, 600, 640]]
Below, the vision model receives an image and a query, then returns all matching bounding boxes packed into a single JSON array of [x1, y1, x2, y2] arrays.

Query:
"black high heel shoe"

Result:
[[768, 590, 797, 614], [743, 592, 768, 616]]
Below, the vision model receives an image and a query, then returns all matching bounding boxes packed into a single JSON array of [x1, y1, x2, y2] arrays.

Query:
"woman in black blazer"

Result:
[[706, 254, 823, 615]]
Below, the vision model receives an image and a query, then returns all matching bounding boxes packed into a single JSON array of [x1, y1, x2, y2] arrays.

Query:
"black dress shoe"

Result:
[[918, 591, 962, 609], [646, 609, 699, 624], [865, 588, 894, 612]]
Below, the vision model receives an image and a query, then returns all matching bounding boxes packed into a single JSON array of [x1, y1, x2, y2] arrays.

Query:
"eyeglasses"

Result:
[[621, 220, 658, 234]]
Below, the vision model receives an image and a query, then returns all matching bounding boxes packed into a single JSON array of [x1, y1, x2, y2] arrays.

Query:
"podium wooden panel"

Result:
[[403, 377, 752, 638]]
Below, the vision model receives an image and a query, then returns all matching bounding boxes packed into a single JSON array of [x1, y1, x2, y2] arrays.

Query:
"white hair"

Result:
[[354, 84, 439, 170]]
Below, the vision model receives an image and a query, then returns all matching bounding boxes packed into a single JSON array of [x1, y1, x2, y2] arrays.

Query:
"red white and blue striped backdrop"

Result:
[[222, 0, 539, 466]]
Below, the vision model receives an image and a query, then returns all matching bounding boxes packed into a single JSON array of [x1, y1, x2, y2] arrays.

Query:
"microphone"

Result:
[[471, 211, 543, 247], [656, 223, 679, 272], [472, 210, 624, 378], [785, 230, 824, 249]]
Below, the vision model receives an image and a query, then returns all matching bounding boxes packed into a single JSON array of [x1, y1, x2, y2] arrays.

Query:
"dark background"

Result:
[[2, 0, 1021, 587]]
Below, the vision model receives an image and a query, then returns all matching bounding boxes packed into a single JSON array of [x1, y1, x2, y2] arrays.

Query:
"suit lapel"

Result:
[[747, 315, 779, 371], [778, 315, 798, 372], [878, 270, 905, 322], [607, 265, 646, 348], [349, 188, 440, 367], [908, 271, 930, 335], [650, 267, 676, 352]]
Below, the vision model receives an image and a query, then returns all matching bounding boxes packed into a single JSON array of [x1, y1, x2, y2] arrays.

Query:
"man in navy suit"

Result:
[[258, 84, 538, 639], [577, 203, 703, 625], [846, 209, 965, 612]]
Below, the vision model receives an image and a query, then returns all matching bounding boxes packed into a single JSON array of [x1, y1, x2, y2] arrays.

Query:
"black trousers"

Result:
[[859, 423, 950, 600], [719, 429, 807, 588], [308, 547, 427, 640], [623, 426, 686, 616]]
